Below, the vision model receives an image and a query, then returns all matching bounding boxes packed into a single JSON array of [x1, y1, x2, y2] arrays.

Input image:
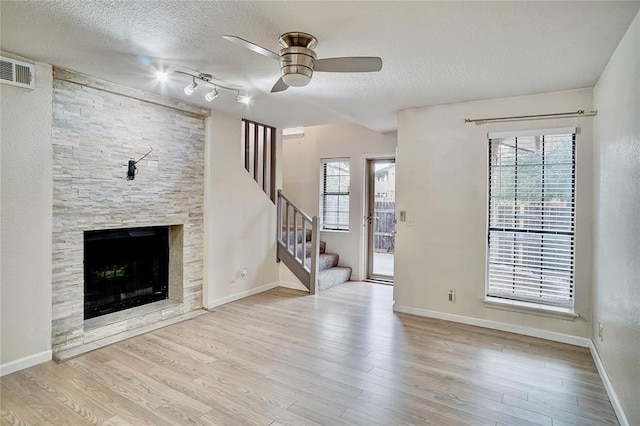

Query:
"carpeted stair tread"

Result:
[[282, 228, 312, 244], [293, 240, 326, 258], [318, 266, 352, 292], [304, 253, 339, 272]]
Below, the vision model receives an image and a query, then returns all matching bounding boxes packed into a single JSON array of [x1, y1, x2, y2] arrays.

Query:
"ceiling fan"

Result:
[[223, 32, 383, 93]]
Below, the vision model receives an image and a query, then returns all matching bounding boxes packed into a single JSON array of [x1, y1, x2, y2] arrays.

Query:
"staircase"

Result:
[[292, 228, 352, 292], [277, 190, 351, 294]]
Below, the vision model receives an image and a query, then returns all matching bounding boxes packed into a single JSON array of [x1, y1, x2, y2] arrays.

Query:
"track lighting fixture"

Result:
[[158, 70, 250, 105], [205, 88, 219, 102], [184, 78, 197, 95]]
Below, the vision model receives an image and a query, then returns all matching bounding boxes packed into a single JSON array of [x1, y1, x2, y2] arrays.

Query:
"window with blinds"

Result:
[[487, 129, 575, 307], [320, 159, 350, 231]]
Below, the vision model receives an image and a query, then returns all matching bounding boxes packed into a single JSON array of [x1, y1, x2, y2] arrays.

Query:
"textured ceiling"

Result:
[[2, 1, 639, 132]]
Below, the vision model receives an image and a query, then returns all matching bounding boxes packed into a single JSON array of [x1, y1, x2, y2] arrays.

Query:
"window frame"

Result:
[[319, 158, 350, 232], [486, 128, 576, 308]]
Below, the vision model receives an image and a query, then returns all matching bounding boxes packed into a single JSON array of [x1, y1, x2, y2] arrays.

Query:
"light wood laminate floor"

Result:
[[1, 282, 618, 425]]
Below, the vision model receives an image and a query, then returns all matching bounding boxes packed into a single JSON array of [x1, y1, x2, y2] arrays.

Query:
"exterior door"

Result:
[[366, 159, 396, 282]]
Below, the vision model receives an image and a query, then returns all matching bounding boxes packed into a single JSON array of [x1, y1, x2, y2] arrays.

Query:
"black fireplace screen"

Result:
[[84, 226, 169, 320]]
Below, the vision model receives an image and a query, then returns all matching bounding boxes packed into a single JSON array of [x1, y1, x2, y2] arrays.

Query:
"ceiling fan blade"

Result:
[[271, 77, 289, 93], [314, 57, 383, 73], [223, 35, 280, 61]]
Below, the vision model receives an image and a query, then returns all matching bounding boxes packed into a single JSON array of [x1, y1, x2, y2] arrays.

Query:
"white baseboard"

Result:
[[1, 349, 52, 377], [206, 282, 279, 309], [393, 304, 590, 347], [589, 341, 629, 426], [278, 280, 308, 291]]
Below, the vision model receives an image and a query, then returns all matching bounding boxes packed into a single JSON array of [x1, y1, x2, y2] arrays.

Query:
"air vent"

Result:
[[0, 56, 35, 89]]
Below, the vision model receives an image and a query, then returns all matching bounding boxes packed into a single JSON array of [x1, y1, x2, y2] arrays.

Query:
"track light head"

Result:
[[155, 71, 168, 82], [184, 79, 197, 95], [236, 94, 250, 105], [205, 88, 219, 102]]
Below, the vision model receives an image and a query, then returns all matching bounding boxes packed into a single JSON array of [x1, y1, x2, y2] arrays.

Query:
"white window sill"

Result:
[[321, 229, 349, 234], [483, 297, 579, 320]]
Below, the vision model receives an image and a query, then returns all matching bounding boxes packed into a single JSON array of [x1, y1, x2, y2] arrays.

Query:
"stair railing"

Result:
[[242, 119, 276, 203], [276, 190, 319, 294]]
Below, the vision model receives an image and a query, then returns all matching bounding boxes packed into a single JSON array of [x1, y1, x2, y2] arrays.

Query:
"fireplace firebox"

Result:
[[84, 226, 169, 320]]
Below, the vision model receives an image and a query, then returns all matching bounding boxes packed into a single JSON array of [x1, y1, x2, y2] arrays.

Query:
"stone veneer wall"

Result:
[[51, 68, 207, 357]]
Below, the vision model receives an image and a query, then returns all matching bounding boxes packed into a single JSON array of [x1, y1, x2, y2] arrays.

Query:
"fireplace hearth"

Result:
[[84, 226, 169, 320]]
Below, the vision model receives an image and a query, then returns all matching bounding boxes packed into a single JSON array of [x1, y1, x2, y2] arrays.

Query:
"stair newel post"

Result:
[[310, 216, 320, 295]]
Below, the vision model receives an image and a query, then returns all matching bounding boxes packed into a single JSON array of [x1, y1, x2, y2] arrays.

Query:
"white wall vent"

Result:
[[0, 56, 35, 89], [282, 126, 304, 139]]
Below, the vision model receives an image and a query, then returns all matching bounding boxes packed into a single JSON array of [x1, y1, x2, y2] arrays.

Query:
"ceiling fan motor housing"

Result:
[[278, 32, 318, 87], [280, 46, 316, 87]]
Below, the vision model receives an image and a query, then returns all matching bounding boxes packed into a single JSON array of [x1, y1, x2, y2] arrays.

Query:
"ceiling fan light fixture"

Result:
[[205, 88, 219, 102], [184, 79, 197, 95], [282, 72, 311, 87]]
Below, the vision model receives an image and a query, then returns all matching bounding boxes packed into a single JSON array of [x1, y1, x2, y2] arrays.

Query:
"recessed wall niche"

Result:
[[51, 68, 207, 359]]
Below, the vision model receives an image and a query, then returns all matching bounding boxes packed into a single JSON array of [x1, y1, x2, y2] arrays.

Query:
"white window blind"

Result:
[[487, 130, 575, 307], [320, 159, 350, 231]]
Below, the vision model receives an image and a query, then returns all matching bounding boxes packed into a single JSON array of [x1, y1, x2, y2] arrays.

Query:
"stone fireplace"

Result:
[[51, 68, 207, 360]]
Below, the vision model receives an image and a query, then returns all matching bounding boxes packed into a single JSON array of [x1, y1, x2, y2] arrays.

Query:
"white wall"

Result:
[[395, 88, 594, 339], [593, 11, 640, 426], [281, 123, 397, 281], [204, 112, 282, 306], [0, 56, 53, 373]]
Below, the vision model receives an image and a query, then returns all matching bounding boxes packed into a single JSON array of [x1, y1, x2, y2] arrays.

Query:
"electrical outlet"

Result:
[[448, 289, 455, 302], [598, 322, 604, 342]]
